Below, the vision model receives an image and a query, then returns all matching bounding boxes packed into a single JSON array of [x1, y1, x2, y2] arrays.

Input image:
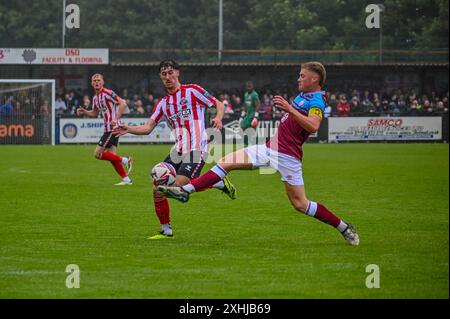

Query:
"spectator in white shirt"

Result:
[[55, 96, 67, 116]]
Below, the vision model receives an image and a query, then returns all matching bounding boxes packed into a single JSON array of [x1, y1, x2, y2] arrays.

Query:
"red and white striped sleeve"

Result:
[[103, 88, 120, 104], [150, 100, 165, 123], [188, 84, 216, 108]]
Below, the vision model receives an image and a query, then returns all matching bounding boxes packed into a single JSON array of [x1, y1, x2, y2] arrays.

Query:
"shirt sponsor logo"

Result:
[[169, 108, 192, 120]]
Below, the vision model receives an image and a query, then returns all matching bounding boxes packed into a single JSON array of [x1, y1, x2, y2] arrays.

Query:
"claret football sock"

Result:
[[183, 179, 224, 193], [305, 201, 345, 229], [187, 164, 228, 193]]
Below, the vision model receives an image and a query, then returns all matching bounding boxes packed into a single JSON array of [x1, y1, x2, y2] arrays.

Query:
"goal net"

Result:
[[0, 80, 55, 145]]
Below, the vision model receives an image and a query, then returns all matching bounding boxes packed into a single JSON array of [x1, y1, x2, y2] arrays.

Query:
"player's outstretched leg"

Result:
[[157, 164, 230, 202], [187, 175, 237, 200], [284, 183, 360, 246], [114, 155, 133, 185], [148, 190, 174, 239], [158, 150, 252, 202]]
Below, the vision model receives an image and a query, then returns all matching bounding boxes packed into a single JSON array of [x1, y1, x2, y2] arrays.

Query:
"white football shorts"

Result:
[[244, 144, 304, 186]]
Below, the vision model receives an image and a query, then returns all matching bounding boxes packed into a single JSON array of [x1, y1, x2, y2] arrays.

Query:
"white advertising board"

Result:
[[328, 117, 442, 141], [59, 118, 174, 143], [0, 48, 108, 64]]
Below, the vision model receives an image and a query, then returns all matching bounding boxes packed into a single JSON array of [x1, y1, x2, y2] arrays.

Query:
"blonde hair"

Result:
[[301, 62, 326, 87], [91, 73, 104, 80]]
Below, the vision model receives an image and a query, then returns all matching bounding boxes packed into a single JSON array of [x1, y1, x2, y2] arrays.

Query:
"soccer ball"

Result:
[[151, 162, 176, 186]]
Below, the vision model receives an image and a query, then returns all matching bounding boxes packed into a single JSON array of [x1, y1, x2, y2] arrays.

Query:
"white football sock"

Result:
[[337, 221, 349, 233], [162, 223, 172, 235], [305, 201, 318, 216], [211, 164, 228, 179], [122, 176, 131, 183]]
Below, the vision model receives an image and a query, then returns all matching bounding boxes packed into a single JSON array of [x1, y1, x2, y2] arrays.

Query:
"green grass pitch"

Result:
[[0, 143, 448, 298]]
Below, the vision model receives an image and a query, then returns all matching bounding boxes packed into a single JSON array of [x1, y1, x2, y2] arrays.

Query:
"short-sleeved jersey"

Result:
[[244, 90, 259, 117], [267, 91, 326, 160], [92, 88, 122, 132], [150, 84, 217, 154]]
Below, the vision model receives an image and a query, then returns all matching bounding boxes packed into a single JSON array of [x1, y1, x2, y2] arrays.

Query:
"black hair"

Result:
[[158, 59, 180, 72]]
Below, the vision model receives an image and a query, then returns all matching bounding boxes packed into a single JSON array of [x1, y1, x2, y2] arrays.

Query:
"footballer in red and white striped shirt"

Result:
[[150, 83, 217, 154], [76, 73, 133, 186], [113, 60, 236, 239], [92, 87, 122, 132]]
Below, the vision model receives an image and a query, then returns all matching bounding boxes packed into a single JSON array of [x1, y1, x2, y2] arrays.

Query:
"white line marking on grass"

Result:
[[9, 168, 31, 174]]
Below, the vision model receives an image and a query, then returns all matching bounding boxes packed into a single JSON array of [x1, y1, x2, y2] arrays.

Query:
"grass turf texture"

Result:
[[0, 143, 448, 298]]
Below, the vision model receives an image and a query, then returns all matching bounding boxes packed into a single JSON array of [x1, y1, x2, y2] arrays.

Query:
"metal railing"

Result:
[[110, 49, 449, 65]]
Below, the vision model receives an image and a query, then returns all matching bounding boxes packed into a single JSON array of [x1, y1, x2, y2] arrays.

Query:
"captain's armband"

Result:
[[308, 107, 323, 119]]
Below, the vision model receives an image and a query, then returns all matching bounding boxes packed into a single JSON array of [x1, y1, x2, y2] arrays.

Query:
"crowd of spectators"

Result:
[[326, 89, 449, 117], [1, 85, 448, 121]]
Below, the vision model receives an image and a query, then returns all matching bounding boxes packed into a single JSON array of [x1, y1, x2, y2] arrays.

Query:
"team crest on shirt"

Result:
[[180, 98, 188, 107]]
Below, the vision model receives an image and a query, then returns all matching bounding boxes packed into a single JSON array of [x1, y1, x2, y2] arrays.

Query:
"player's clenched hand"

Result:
[[110, 118, 118, 128], [273, 96, 294, 113], [76, 108, 85, 116], [212, 117, 223, 131], [113, 124, 129, 137]]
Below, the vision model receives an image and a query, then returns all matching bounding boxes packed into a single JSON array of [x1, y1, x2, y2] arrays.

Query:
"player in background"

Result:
[[113, 60, 236, 239], [240, 81, 260, 145], [76, 73, 133, 186], [158, 62, 360, 246]]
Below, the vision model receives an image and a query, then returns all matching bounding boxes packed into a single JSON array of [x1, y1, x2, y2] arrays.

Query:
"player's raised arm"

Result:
[[113, 118, 157, 137]]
